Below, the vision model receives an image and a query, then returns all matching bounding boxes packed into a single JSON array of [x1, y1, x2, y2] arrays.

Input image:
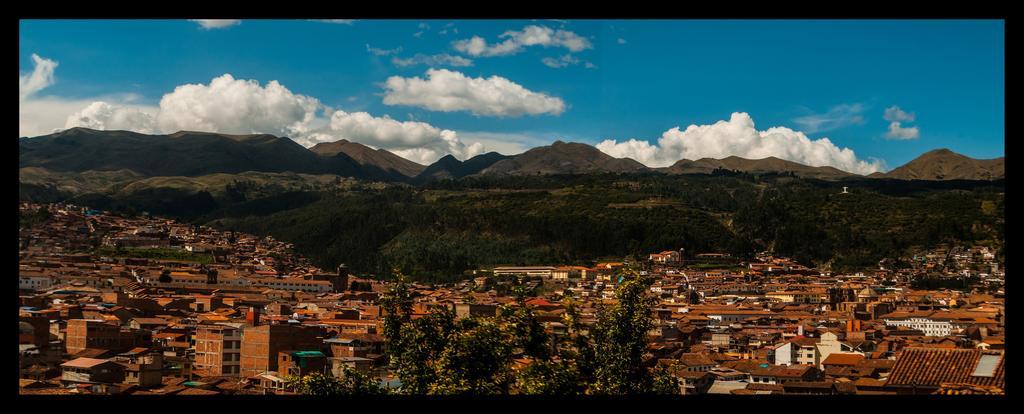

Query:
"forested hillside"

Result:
[[20, 167, 1003, 281]]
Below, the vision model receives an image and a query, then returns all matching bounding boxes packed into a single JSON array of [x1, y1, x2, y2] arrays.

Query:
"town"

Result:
[[18, 202, 1005, 395]]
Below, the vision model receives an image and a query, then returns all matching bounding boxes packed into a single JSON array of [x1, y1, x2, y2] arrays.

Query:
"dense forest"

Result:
[[21, 171, 1004, 282]]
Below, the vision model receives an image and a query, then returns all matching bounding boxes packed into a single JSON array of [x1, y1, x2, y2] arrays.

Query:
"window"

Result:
[[972, 355, 1001, 377]]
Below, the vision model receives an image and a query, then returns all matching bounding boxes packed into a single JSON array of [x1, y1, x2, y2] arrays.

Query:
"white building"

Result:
[[882, 314, 955, 337], [19, 274, 54, 291]]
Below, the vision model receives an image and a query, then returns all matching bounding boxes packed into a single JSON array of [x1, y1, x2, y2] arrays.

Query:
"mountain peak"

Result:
[[880, 148, 1003, 181], [923, 148, 957, 156], [481, 141, 647, 175]]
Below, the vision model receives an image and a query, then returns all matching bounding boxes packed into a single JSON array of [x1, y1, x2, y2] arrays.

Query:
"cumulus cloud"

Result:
[[792, 103, 865, 133], [190, 19, 241, 29], [382, 69, 565, 117], [883, 105, 915, 122], [886, 121, 920, 140], [595, 112, 884, 175], [154, 74, 323, 137], [19, 54, 57, 101], [64, 101, 158, 134], [452, 25, 592, 57], [391, 53, 473, 68]]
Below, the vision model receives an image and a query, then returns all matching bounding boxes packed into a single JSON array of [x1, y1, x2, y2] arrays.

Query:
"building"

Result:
[[278, 350, 328, 377], [749, 364, 821, 384], [492, 266, 558, 278], [649, 250, 682, 264], [60, 358, 125, 385], [194, 323, 244, 377], [454, 303, 499, 319], [313, 264, 349, 293], [19, 273, 54, 291], [65, 319, 150, 354], [330, 356, 374, 376], [881, 311, 956, 337], [325, 338, 371, 358], [257, 278, 333, 294], [116, 348, 163, 388], [240, 324, 325, 377]]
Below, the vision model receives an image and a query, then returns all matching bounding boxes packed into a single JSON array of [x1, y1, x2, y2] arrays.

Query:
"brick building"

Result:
[[240, 324, 325, 377], [64, 319, 150, 354], [278, 350, 328, 377], [194, 323, 244, 377]]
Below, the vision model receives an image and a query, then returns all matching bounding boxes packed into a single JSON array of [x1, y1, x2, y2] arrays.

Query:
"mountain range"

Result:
[[18, 128, 1004, 182]]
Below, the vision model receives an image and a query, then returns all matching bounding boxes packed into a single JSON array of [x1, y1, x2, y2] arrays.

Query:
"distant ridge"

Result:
[[18, 128, 1003, 182], [416, 152, 510, 182], [875, 149, 1004, 181], [310, 139, 426, 178], [662, 155, 856, 179], [479, 140, 648, 175], [19, 128, 367, 178]]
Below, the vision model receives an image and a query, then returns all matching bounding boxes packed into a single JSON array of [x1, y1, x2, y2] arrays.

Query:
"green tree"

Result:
[[499, 300, 550, 361], [392, 306, 456, 394], [379, 270, 413, 358], [587, 267, 670, 395], [515, 359, 583, 395], [428, 318, 514, 395], [285, 368, 387, 396]]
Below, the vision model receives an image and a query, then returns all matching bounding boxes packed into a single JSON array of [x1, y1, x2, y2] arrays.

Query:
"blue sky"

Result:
[[19, 19, 1004, 172]]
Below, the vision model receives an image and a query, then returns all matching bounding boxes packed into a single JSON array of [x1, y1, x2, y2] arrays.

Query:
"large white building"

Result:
[[882, 313, 955, 337]]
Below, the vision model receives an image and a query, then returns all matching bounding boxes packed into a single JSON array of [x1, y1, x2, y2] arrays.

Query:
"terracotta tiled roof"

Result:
[[935, 382, 1005, 395], [679, 352, 716, 367], [821, 353, 864, 366], [887, 348, 1004, 389]]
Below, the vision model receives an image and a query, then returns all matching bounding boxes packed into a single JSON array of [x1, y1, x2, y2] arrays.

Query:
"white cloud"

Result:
[[391, 53, 473, 68], [595, 112, 885, 175], [190, 19, 241, 29], [883, 105, 915, 122], [154, 74, 322, 138], [64, 101, 158, 134], [792, 103, 865, 133], [19, 54, 57, 101], [886, 121, 920, 140], [439, 23, 457, 36], [452, 25, 592, 57], [300, 110, 485, 164], [366, 44, 402, 57], [382, 69, 565, 117], [541, 54, 579, 68], [617, 38, 627, 44]]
